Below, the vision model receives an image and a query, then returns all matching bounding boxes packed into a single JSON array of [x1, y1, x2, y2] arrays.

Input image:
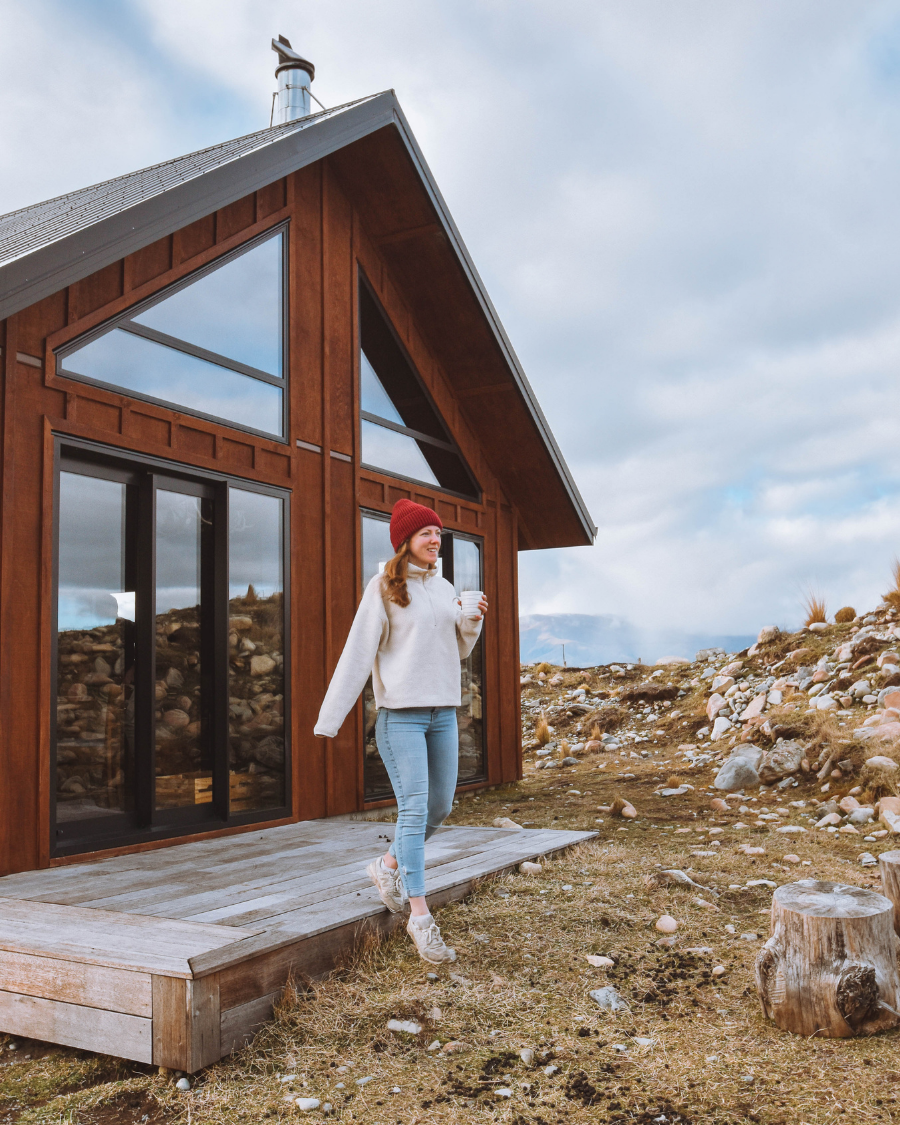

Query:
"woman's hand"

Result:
[[477, 595, 488, 619]]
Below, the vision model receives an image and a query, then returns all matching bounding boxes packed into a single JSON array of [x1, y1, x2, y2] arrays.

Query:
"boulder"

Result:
[[711, 717, 734, 741], [758, 739, 805, 782], [714, 754, 761, 792], [740, 694, 767, 722], [253, 735, 285, 770], [866, 755, 900, 772], [757, 626, 780, 644], [706, 693, 727, 721]]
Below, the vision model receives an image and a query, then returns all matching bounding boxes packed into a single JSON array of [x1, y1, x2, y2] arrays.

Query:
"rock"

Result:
[[741, 694, 767, 722], [839, 796, 860, 812], [586, 955, 615, 967], [706, 693, 727, 721], [519, 1048, 535, 1065], [561, 756, 580, 766], [877, 796, 900, 816], [250, 654, 277, 676], [776, 825, 807, 833], [711, 717, 734, 741], [441, 1041, 467, 1054], [866, 755, 900, 772], [848, 808, 875, 825], [739, 845, 766, 855], [880, 809, 900, 834], [610, 797, 637, 818], [711, 676, 736, 693], [495, 1087, 513, 1098], [883, 689, 900, 710], [590, 986, 630, 1012], [164, 667, 184, 689], [655, 915, 678, 933], [175, 1078, 192, 1091], [783, 854, 801, 863], [758, 626, 780, 643], [493, 817, 523, 830], [387, 1019, 422, 1035], [758, 739, 805, 782], [295, 1099, 321, 1111], [519, 861, 542, 874], [355, 1077, 374, 1086], [850, 679, 872, 699], [162, 708, 190, 729], [543, 1064, 560, 1075], [808, 622, 828, 633], [426, 1040, 441, 1051], [815, 812, 842, 828], [710, 798, 729, 813], [815, 694, 838, 710], [711, 965, 726, 977], [714, 756, 760, 791], [767, 690, 783, 705], [584, 740, 603, 753], [859, 852, 878, 866], [253, 735, 285, 770]]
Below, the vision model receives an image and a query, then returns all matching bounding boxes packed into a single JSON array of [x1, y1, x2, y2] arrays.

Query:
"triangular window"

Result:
[[359, 281, 479, 499], [57, 228, 286, 439]]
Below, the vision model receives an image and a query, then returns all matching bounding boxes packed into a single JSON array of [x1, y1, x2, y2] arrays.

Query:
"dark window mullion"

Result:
[[134, 472, 157, 828], [360, 411, 458, 452], [118, 322, 284, 387], [212, 483, 230, 820]]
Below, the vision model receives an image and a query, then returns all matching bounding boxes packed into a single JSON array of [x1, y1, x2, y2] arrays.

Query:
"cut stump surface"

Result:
[[755, 879, 900, 1038]]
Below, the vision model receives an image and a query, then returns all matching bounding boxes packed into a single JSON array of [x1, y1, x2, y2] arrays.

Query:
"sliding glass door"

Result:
[[53, 444, 288, 854]]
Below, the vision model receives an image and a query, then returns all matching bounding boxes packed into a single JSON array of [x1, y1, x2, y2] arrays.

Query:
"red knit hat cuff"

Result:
[[390, 499, 443, 551]]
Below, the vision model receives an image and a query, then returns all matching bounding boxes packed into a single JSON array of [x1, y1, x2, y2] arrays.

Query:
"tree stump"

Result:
[[755, 879, 900, 1037], [877, 850, 900, 934]]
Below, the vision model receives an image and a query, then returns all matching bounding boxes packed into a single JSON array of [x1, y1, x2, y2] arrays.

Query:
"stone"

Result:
[[883, 689, 900, 710], [495, 1088, 514, 1098], [739, 845, 765, 855], [387, 1019, 422, 1035], [250, 654, 277, 676], [164, 667, 184, 689], [714, 756, 760, 792], [590, 986, 629, 1012], [610, 797, 637, 818], [815, 812, 842, 828], [162, 709, 190, 729], [783, 854, 801, 863], [767, 690, 783, 705], [839, 796, 860, 812], [655, 915, 678, 933], [519, 1048, 535, 1065], [711, 717, 734, 741], [295, 1099, 321, 1111], [776, 825, 807, 833], [850, 679, 872, 699], [758, 740, 805, 782], [254, 735, 285, 770], [706, 693, 727, 721], [848, 808, 875, 825], [859, 852, 878, 866], [808, 622, 828, 633], [815, 694, 838, 710], [712, 965, 726, 977], [441, 1042, 467, 1053], [741, 694, 767, 722], [584, 740, 603, 753], [493, 817, 523, 830], [519, 861, 542, 874], [758, 626, 780, 643], [712, 676, 736, 693], [710, 798, 729, 813], [586, 955, 615, 967], [866, 755, 900, 772], [175, 1078, 192, 1091], [877, 796, 900, 816]]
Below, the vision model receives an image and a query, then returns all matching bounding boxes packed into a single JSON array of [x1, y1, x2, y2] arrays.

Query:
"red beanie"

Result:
[[390, 499, 442, 551]]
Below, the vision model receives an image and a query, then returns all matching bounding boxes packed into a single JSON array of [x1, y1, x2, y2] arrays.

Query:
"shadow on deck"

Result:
[[0, 820, 594, 1070]]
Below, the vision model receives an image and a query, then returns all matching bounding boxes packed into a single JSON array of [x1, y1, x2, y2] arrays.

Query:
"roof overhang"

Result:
[[0, 92, 595, 550]]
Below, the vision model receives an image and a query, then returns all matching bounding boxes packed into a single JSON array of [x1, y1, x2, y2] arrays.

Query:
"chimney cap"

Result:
[[271, 35, 315, 82]]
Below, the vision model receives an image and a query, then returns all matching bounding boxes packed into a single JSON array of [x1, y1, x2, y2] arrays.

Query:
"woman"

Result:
[[314, 499, 487, 964]]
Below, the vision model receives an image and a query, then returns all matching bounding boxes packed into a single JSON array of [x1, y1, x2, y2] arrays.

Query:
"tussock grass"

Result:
[[535, 714, 551, 746], [802, 592, 828, 626], [835, 606, 857, 624], [883, 560, 900, 612]]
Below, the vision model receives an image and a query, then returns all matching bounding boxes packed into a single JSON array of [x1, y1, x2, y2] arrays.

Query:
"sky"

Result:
[[5, 1, 900, 636]]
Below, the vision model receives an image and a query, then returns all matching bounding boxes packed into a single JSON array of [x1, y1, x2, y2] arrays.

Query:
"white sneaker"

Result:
[[406, 914, 457, 964], [366, 856, 406, 913]]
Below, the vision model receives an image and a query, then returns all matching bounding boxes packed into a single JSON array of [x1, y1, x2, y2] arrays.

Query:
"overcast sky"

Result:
[[5, 1, 900, 635]]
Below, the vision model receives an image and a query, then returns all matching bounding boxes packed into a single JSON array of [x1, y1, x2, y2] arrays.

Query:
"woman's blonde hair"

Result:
[[381, 538, 437, 607], [382, 540, 412, 607]]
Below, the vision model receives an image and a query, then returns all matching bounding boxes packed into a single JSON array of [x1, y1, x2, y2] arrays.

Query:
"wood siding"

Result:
[[0, 162, 522, 876]]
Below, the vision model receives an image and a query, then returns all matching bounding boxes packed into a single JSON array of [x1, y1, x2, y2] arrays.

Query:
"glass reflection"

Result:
[[228, 488, 285, 812], [133, 236, 283, 376], [451, 536, 485, 783], [361, 419, 440, 487], [360, 351, 404, 424], [55, 472, 135, 824], [361, 514, 395, 799], [154, 491, 211, 810], [61, 329, 283, 437]]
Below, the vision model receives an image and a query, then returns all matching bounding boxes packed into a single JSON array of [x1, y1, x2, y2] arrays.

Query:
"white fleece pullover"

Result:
[[314, 565, 482, 738]]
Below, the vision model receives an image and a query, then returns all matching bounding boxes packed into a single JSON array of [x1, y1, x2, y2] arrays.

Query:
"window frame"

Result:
[[357, 271, 482, 503], [51, 435, 292, 858], [54, 223, 291, 443]]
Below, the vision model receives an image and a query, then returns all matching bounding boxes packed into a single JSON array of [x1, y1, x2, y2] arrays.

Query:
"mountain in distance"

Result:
[[519, 613, 756, 667]]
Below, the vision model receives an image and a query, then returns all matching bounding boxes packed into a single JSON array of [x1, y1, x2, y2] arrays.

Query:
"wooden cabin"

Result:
[[0, 72, 594, 878]]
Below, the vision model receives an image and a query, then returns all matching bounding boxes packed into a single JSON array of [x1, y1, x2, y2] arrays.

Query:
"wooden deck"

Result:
[[0, 820, 593, 1070]]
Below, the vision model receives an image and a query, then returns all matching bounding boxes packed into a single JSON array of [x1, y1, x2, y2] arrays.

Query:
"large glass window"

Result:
[[360, 511, 485, 800], [56, 229, 287, 440], [53, 446, 289, 855], [358, 281, 479, 499]]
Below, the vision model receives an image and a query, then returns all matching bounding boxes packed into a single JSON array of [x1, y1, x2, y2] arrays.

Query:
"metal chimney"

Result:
[[271, 35, 316, 123]]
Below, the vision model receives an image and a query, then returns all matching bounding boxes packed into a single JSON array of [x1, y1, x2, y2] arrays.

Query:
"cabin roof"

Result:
[[0, 91, 595, 549]]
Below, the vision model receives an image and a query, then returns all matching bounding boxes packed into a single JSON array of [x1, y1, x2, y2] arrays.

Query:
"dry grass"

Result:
[[589, 723, 603, 742], [590, 705, 629, 734], [883, 561, 900, 612], [535, 714, 551, 746], [835, 606, 857, 624], [802, 592, 828, 626]]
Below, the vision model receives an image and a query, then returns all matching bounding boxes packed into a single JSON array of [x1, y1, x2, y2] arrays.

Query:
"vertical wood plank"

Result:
[[152, 974, 221, 1072]]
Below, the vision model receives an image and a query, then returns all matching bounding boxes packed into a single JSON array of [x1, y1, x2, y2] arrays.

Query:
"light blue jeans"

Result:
[[376, 707, 458, 898]]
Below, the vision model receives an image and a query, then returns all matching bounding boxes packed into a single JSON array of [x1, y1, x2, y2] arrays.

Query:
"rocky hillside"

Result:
[[520, 599, 900, 840]]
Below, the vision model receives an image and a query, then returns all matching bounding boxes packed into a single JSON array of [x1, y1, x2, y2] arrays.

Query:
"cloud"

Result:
[[5, 1, 900, 637]]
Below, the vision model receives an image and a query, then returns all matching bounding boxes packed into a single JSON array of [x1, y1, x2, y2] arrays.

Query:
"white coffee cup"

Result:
[[460, 590, 484, 619]]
